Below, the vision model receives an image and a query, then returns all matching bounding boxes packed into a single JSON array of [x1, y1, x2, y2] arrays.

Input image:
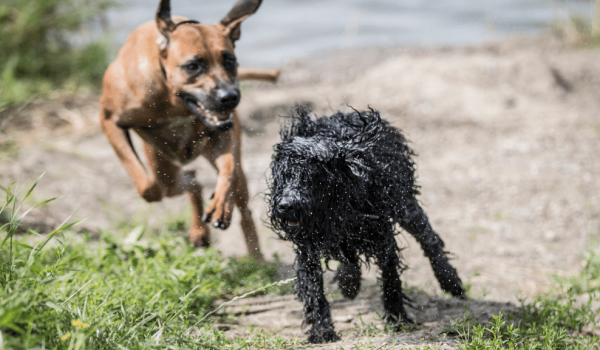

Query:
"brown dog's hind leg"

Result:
[[143, 143, 210, 247], [232, 166, 264, 262], [100, 114, 164, 202], [187, 174, 210, 248]]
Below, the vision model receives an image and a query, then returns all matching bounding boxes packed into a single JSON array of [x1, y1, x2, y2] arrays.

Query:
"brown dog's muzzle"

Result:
[[215, 88, 240, 110], [183, 94, 235, 132]]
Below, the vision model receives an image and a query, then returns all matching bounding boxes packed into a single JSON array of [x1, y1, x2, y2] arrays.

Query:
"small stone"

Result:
[[212, 324, 231, 331], [543, 231, 558, 242], [334, 315, 353, 323]]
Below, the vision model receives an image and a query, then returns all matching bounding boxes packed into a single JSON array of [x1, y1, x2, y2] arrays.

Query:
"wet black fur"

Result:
[[267, 107, 465, 344]]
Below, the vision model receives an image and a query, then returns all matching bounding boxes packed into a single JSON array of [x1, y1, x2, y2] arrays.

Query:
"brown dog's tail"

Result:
[[238, 68, 280, 83]]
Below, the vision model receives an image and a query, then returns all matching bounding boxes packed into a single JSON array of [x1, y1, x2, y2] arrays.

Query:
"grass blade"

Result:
[[33, 219, 83, 256], [16, 197, 58, 222], [194, 277, 297, 326], [61, 279, 93, 306], [21, 173, 44, 203], [14, 173, 45, 219]]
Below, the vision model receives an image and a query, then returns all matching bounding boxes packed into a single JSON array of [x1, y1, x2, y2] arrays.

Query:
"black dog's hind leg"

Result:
[[334, 243, 361, 300], [400, 200, 465, 298], [375, 235, 412, 329], [295, 248, 339, 343]]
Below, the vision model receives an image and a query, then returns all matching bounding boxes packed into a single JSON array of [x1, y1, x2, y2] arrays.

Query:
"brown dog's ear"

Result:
[[156, 0, 176, 53], [220, 0, 262, 43]]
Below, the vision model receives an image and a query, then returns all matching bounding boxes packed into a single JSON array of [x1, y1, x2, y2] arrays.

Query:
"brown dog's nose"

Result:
[[216, 89, 240, 110]]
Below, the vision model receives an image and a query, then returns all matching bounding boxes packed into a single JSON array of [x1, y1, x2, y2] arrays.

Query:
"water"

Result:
[[107, 0, 593, 67]]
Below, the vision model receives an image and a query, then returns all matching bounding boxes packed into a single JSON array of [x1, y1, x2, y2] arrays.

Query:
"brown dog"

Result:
[[100, 0, 273, 261]]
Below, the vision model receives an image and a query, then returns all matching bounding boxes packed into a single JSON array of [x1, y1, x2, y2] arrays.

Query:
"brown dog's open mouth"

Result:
[[184, 97, 234, 132]]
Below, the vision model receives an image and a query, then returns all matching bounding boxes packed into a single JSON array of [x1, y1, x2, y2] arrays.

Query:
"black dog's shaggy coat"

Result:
[[267, 107, 465, 343]]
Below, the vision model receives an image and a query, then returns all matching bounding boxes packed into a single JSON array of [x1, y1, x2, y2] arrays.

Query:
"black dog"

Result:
[[267, 107, 465, 343]]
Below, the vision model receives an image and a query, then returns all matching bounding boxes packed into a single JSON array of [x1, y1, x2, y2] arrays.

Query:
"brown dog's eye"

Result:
[[223, 54, 236, 71], [182, 62, 204, 75]]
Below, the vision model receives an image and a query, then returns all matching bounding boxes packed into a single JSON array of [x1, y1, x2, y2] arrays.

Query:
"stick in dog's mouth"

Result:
[[184, 97, 234, 132], [287, 220, 299, 227]]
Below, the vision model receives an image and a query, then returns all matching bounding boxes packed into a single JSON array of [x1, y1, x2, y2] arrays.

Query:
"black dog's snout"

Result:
[[277, 197, 297, 214], [215, 89, 240, 110]]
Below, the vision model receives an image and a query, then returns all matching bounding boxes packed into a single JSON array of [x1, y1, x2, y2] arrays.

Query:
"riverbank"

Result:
[[1, 33, 599, 347]]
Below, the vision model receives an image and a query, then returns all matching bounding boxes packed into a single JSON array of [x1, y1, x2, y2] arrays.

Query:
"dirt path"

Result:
[[1, 34, 599, 347], [213, 281, 517, 349]]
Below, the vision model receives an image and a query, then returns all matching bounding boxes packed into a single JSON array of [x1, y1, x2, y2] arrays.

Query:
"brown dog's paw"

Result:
[[189, 226, 210, 247], [203, 192, 233, 230], [139, 180, 165, 202]]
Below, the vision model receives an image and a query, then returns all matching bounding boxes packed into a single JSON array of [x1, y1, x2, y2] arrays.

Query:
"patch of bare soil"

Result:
[[1, 34, 599, 347], [206, 271, 517, 349]]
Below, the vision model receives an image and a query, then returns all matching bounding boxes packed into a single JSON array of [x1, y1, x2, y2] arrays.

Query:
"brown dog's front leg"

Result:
[[232, 166, 264, 262], [175, 170, 210, 248], [100, 112, 164, 202], [204, 152, 235, 230]]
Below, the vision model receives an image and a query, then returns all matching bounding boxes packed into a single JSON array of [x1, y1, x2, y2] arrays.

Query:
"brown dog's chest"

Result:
[[134, 115, 211, 165]]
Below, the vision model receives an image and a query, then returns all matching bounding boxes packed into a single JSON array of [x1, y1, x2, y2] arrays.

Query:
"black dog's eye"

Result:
[[223, 54, 236, 71], [182, 62, 205, 75]]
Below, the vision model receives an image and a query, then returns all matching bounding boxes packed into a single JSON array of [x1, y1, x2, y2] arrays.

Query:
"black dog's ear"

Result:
[[344, 151, 371, 178], [220, 0, 262, 43], [156, 0, 176, 54], [280, 105, 315, 141]]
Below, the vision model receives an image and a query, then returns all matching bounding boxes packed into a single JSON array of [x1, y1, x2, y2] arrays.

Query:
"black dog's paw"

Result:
[[432, 261, 467, 299], [448, 284, 467, 300], [438, 276, 466, 299], [333, 262, 361, 300], [307, 328, 339, 344]]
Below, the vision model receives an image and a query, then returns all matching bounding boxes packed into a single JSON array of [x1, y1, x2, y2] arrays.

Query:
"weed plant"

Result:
[[552, 0, 600, 48], [454, 246, 600, 349], [2, 177, 599, 349], [555, 239, 600, 295], [0, 0, 116, 105], [0, 178, 298, 349], [456, 297, 598, 350]]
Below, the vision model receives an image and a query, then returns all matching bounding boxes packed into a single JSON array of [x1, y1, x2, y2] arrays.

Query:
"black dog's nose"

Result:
[[278, 197, 296, 213], [216, 89, 240, 110]]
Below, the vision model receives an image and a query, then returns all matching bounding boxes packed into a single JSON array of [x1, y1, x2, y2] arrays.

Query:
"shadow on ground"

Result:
[[206, 269, 517, 349]]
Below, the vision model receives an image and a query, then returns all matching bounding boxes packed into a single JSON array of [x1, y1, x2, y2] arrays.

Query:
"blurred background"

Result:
[[0, 0, 598, 105], [1, 0, 599, 303], [109, 0, 595, 66], [2, 1, 600, 347]]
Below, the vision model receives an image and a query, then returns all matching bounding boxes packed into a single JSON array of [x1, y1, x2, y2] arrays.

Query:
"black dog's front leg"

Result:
[[295, 248, 339, 343], [400, 200, 465, 298]]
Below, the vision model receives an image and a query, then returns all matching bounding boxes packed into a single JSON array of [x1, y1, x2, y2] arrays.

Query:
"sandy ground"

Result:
[[205, 282, 518, 349], [1, 34, 599, 347]]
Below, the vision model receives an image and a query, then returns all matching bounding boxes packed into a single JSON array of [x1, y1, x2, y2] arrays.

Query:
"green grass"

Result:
[[554, 238, 600, 295], [551, 0, 600, 49], [0, 137, 18, 160], [451, 239, 600, 350], [2, 177, 599, 349], [0, 0, 116, 105], [0, 177, 299, 349], [454, 297, 598, 350]]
